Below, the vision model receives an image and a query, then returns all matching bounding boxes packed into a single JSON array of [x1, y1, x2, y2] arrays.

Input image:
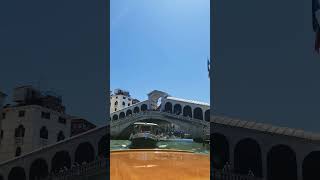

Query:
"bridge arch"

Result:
[[126, 109, 132, 116], [133, 106, 140, 114], [29, 158, 49, 180], [141, 104, 148, 111], [173, 104, 182, 115], [205, 109, 210, 122], [119, 112, 125, 119], [211, 133, 229, 169], [193, 107, 203, 120], [164, 102, 172, 113], [302, 151, 320, 180], [8, 167, 26, 180], [51, 151, 71, 173], [112, 114, 118, 121], [267, 144, 297, 180], [183, 105, 192, 118], [75, 142, 95, 164], [234, 138, 262, 177]]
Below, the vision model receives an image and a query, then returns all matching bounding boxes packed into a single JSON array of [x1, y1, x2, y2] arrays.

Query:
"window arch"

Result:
[[119, 112, 125, 119], [15, 125, 25, 137], [40, 126, 48, 139], [15, 147, 22, 157], [57, 131, 65, 142], [133, 107, 140, 113], [193, 107, 203, 120], [173, 104, 182, 115], [183, 106, 192, 117], [112, 114, 118, 121], [114, 101, 118, 106]]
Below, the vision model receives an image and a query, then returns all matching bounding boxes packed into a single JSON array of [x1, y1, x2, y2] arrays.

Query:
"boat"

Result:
[[129, 122, 160, 149]]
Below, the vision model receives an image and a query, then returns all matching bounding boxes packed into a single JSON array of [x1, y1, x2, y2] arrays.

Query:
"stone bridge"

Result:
[[110, 111, 209, 139], [211, 115, 320, 180]]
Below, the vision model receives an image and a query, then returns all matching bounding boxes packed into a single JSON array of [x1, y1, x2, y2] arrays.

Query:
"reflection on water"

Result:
[[110, 140, 210, 154]]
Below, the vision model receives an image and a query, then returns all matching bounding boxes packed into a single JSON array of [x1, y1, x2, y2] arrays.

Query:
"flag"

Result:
[[312, 0, 320, 53]]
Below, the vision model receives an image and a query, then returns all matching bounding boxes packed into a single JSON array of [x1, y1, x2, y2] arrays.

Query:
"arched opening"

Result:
[[15, 124, 25, 137], [234, 138, 262, 177], [29, 158, 49, 180], [141, 104, 148, 111], [173, 104, 182, 115], [57, 131, 65, 142], [205, 109, 210, 122], [15, 146, 22, 157], [183, 106, 192, 118], [51, 151, 71, 173], [267, 145, 297, 180], [302, 151, 320, 180], [75, 142, 94, 164], [126, 109, 132, 116], [164, 102, 172, 113], [40, 126, 48, 139], [133, 107, 140, 113], [8, 167, 26, 180], [98, 135, 109, 158], [112, 114, 118, 121], [212, 133, 229, 169], [119, 112, 125, 119], [193, 107, 203, 120]]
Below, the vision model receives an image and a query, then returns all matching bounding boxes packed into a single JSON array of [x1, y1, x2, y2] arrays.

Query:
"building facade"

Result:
[[110, 89, 139, 113], [0, 86, 72, 162]]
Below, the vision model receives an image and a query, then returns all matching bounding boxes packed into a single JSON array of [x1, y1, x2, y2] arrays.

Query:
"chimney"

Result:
[[0, 91, 7, 108]]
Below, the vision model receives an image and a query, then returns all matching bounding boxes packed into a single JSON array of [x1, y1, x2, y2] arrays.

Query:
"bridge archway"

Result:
[[8, 167, 26, 180], [267, 144, 297, 180], [75, 142, 95, 164], [51, 151, 71, 173], [205, 110, 210, 122], [164, 102, 172, 113], [212, 133, 229, 169], [29, 158, 49, 180], [112, 114, 118, 121], [141, 104, 148, 111], [183, 105, 192, 118], [98, 135, 109, 158], [302, 151, 320, 180], [126, 109, 132, 116], [173, 104, 182, 115], [193, 107, 203, 120], [119, 112, 125, 119], [234, 138, 262, 177], [133, 107, 140, 113]]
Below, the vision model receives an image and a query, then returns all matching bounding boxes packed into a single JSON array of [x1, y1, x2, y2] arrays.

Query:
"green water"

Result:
[[110, 140, 210, 154]]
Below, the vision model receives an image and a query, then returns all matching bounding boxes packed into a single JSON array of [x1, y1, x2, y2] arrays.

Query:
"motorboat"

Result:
[[129, 122, 160, 149]]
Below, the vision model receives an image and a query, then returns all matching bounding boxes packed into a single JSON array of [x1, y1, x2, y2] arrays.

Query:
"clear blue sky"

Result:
[[111, 0, 210, 103]]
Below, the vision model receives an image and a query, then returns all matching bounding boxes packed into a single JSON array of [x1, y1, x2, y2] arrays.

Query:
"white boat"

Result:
[[129, 122, 160, 149]]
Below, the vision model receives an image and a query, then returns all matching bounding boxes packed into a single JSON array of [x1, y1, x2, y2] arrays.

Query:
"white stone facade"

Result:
[[0, 105, 71, 162]]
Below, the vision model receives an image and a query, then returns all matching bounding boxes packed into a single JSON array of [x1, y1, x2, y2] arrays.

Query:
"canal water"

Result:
[[110, 140, 210, 154]]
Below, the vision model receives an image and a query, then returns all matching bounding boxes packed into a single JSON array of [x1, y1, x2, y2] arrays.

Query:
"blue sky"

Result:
[[111, 0, 210, 103]]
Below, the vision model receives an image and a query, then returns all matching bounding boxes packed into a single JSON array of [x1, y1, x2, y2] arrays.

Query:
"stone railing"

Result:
[[212, 168, 263, 180], [43, 156, 108, 180]]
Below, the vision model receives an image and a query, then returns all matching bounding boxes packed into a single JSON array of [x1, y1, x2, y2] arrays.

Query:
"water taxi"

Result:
[[129, 122, 160, 149]]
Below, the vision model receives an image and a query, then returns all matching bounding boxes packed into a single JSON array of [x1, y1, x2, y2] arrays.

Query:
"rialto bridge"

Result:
[[0, 125, 109, 180], [109, 90, 210, 139], [211, 115, 320, 180]]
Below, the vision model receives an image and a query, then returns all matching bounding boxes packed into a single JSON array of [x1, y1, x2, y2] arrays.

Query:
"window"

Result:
[[0, 130, 3, 139], [40, 126, 48, 139], [15, 147, 21, 157], [58, 117, 66, 124], [15, 125, 25, 137], [122, 102, 125, 106], [128, 103, 131, 106], [2, 113, 6, 119], [123, 97, 126, 99], [116, 96, 118, 99], [18, 110, 25, 117], [57, 131, 65, 142], [115, 108, 117, 111], [115, 101, 118, 106], [128, 98, 131, 101], [41, 112, 50, 119]]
